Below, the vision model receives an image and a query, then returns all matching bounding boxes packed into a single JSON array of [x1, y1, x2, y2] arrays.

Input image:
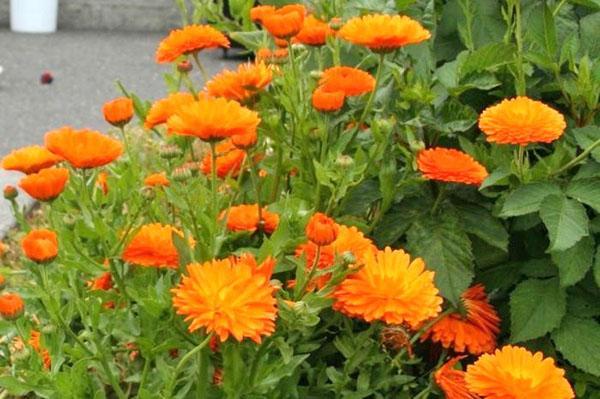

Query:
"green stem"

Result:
[[248, 155, 264, 232], [93, 335, 127, 399], [553, 0, 568, 16], [191, 52, 209, 84], [553, 137, 600, 176], [295, 245, 321, 299], [164, 334, 212, 397], [209, 142, 219, 256], [430, 183, 445, 215], [136, 356, 151, 398], [8, 199, 28, 232], [270, 140, 285, 203], [249, 340, 272, 388], [513, 0, 526, 96]]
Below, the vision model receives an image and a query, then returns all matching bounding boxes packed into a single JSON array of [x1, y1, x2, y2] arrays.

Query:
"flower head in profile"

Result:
[[255, 4, 306, 39], [478, 97, 566, 145], [294, 15, 334, 46], [21, 229, 58, 263], [221, 204, 279, 234], [29, 330, 51, 369], [1, 146, 62, 175], [122, 223, 188, 269], [319, 66, 375, 97], [305, 213, 339, 246], [422, 284, 500, 354], [167, 97, 260, 142], [0, 293, 25, 320], [144, 92, 195, 129], [87, 272, 113, 291], [338, 14, 431, 52], [102, 97, 134, 127], [333, 247, 442, 328], [200, 139, 247, 178], [206, 62, 273, 102], [172, 254, 278, 343], [144, 172, 170, 187], [45, 127, 123, 168], [435, 356, 478, 399], [256, 48, 289, 65], [19, 167, 69, 201], [312, 86, 345, 112], [465, 345, 574, 399], [156, 24, 230, 63], [417, 148, 488, 186]]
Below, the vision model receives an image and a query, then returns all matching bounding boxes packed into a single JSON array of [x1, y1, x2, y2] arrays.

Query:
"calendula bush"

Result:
[[0, 0, 600, 398]]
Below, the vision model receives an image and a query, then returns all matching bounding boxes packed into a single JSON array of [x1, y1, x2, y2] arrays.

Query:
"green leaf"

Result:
[[510, 278, 566, 342], [540, 194, 589, 252], [552, 316, 600, 376], [566, 178, 600, 213], [572, 126, 600, 163], [460, 43, 515, 77], [455, 203, 508, 251], [569, 0, 600, 9], [580, 12, 600, 59], [407, 213, 474, 306], [594, 245, 600, 288], [499, 182, 562, 217], [551, 236, 595, 287]]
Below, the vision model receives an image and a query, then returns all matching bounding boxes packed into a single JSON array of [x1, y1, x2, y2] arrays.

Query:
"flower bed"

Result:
[[1, 1, 600, 398]]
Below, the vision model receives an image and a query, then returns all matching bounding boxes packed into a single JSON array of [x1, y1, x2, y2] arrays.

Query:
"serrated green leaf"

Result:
[[552, 316, 600, 376], [540, 194, 589, 252], [569, 0, 600, 9], [594, 245, 600, 288], [459, 43, 515, 77], [510, 278, 566, 342], [551, 236, 595, 287], [456, 203, 508, 251], [580, 12, 600, 58], [566, 178, 600, 213], [407, 214, 474, 305], [499, 182, 562, 217], [572, 126, 600, 163]]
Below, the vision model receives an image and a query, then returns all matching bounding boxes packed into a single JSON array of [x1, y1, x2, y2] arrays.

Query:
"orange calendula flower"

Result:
[[167, 97, 260, 142], [87, 272, 113, 291], [144, 172, 170, 187], [305, 213, 339, 246], [338, 14, 431, 52], [1, 146, 62, 175], [144, 92, 195, 129], [465, 345, 575, 399], [417, 148, 488, 186], [156, 24, 230, 63], [21, 229, 58, 263], [0, 293, 25, 320], [319, 66, 375, 97], [19, 167, 69, 201], [102, 97, 134, 127], [206, 62, 273, 102], [172, 254, 278, 343], [312, 86, 345, 112], [200, 139, 247, 178], [478, 96, 567, 145], [96, 171, 109, 195], [294, 15, 334, 46], [122, 223, 187, 269], [333, 247, 442, 327], [434, 356, 478, 399], [221, 203, 279, 234], [45, 127, 123, 169], [422, 284, 500, 355], [29, 330, 51, 369], [256, 47, 289, 65], [250, 5, 276, 23], [258, 4, 306, 39]]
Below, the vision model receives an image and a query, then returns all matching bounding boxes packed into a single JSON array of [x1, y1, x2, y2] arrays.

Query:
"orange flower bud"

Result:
[[3, 185, 18, 200], [305, 213, 339, 246], [102, 97, 134, 127], [21, 229, 58, 263], [0, 292, 25, 320]]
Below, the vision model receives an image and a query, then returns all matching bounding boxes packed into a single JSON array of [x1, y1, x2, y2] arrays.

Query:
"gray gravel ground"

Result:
[[0, 29, 238, 235]]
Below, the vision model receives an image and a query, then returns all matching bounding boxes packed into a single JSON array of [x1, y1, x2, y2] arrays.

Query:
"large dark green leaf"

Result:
[[551, 236, 595, 287], [499, 182, 562, 217], [572, 126, 600, 163], [566, 177, 600, 213], [552, 316, 600, 377], [456, 203, 508, 251], [540, 194, 589, 252]]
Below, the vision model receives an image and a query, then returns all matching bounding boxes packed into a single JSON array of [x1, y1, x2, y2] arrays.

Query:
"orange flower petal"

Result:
[[319, 66, 375, 97], [45, 127, 123, 169], [417, 147, 488, 186], [19, 167, 69, 201], [156, 24, 230, 63], [21, 229, 58, 263], [1, 146, 62, 175]]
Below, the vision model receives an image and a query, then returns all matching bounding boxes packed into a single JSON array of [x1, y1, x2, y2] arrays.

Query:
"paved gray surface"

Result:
[[0, 29, 238, 235]]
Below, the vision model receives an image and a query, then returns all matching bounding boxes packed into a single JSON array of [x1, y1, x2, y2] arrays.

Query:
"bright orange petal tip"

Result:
[[257, 4, 307, 39], [305, 213, 339, 246], [220, 203, 279, 234], [21, 229, 58, 263], [422, 284, 500, 355], [0, 293, 25, 320], [200, 139, 247, 178], [171, 254, 278, 343], [293, 15, 334, 46], [417, 147, 488, 186], [478, 96, 566, 145], [144, 92, 195, 129], [1, 146, 62, 175], [312, 86, 345, 112], [144, 172, 170, 187], [19, 167, 69, 201], [338, 14, 431, 52], [333, 247, 442, 328], [156, 24, 230, 64], [465, 345, 575, 399], [167, 97, 260, 142], [96, 171, 109, 195], [45, 127, 123, 169], [122, 223, 187, 269], [256, 47, 289, 65], [434, 356, 478, 399], [319, 66, 375, 97], [102, 97, 134, 127], [206, 62, 273, 102]]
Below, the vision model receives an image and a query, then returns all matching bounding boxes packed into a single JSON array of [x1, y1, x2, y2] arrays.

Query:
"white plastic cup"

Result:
[[10, 0, 59, 33]]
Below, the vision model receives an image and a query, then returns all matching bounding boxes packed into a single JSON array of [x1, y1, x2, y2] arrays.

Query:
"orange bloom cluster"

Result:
[[252, 4, 306, 39], [144, 92, 195, 129], [45, 127, 123, 169], [21, 229, 58, 263], [221, 204, 279, 234], [19, 167, 69, 201], [29, 330, 51, 369], [422, 284, 500, 354], [465, 346, 574, 399], [156, 24, 230, 63], [0, 292, 25, 320], [333, 247, 442, 328], [1, 146, 62, 174], [144, 172, 170, 187], [434, 357, 478, 399], [206, 62, 273, 102], [312, 66, 376, 112], [478, 96, 566, 145], [294, 15, 334, 46], [102, 97, 134, 127], [338, 14, 431, 52], [172, 254, 278, 343], [417, 148, 488, 186], [122, 223, 188, 269], [200, 140, 247, 178]]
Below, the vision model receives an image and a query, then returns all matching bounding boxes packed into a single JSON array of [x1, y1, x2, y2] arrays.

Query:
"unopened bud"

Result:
[[3, 185, 17, 200], [310, 70, 323, 80], [374, 117, 395, 135], [335, 155, 354, 168], [329, 17, 343, 30], [62, 214, 76, 228], [159, 144, 183, 159], [182, 162, 199, 177], [341, 251, 356, 266], [172, 166, 192, 182], [41, 324, 56, 334], [141, 187, 156, 200], [177, 60, 193, 73]]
